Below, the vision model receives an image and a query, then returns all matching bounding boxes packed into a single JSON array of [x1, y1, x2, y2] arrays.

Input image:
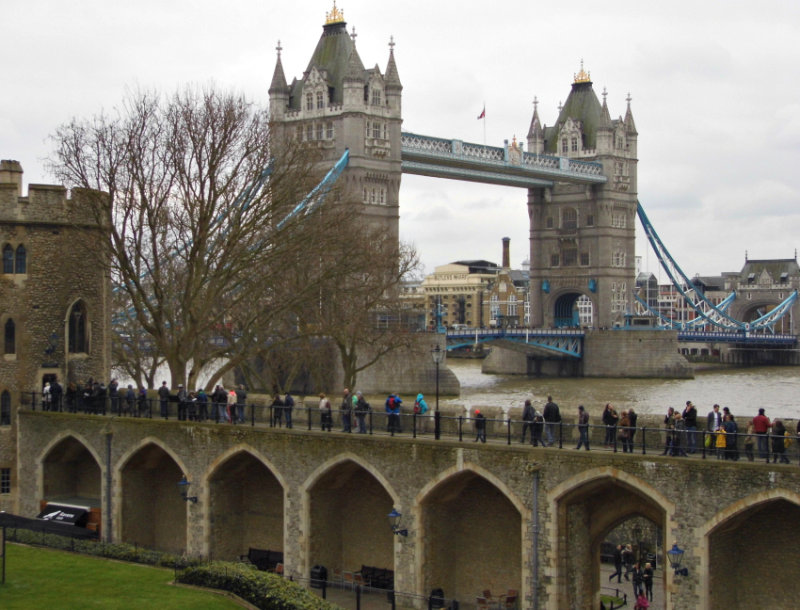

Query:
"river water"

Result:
[[441, 359, 800, 420]]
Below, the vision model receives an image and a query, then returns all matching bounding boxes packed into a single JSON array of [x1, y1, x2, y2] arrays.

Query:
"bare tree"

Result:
[[48, 86, 343, 389]]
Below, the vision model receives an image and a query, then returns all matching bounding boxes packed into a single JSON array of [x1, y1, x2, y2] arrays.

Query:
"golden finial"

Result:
[[326, 1, 345, 24], [574, 59, 591, 84]]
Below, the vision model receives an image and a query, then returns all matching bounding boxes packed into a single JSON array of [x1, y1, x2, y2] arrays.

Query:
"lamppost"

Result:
[[431, 345, 444, 440], [387, 508, 408, 537], [177, 476, 198, 503], [666, 542, 689, 577]]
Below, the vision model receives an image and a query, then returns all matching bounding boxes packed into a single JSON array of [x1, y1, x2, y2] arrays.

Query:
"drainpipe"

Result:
[[105, 433, 112, 543], [532, 469, 540, 610]]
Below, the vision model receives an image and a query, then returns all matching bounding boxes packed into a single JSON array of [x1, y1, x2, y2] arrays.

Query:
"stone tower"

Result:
[[0, 160, 111, 512], [268, 3, 402, 241], [526, 64, 638, 328]]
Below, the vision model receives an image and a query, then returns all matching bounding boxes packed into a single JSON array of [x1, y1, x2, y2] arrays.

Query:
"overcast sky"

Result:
[[4, 1, 800, 280]]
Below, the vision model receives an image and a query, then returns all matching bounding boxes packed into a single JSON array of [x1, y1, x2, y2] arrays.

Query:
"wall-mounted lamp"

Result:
[[177, 476, 198, 503], [388, 508, 408, 537], [666, 542, 688, 577]]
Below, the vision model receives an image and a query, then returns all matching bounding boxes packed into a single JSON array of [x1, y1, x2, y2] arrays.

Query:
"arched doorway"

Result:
[[119, 442, 185, 553], [207, 450, 283, 560], [307, 458, 394, 580], [553, 292, 592, 328], [420, 470, 521, 603], [553, 474, 668, 608]]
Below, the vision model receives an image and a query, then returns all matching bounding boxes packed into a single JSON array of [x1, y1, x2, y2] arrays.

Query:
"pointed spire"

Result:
[[269, 40, 288, 94], [599, 86, 612, 128], [527, 96, 543, 140], [385, 35, 402, 90], [343, 45, 365, 83], [624, 92, 638, 134]]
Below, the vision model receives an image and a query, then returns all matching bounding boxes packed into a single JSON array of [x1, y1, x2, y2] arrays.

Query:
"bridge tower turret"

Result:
[[268, 3, 402, 242], [527, 64, 638, 329]]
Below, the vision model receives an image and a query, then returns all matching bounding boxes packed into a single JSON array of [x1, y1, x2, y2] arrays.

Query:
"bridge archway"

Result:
[[549, 468, 674, 609], [416, 464, 524, 603], [205, 446, 284, 561], [553, 292, 593, 328], [303, 454, 396, 584], [40, 433, 101, 506], [117, 439, 187, 553], [700, 489, 800, 610]]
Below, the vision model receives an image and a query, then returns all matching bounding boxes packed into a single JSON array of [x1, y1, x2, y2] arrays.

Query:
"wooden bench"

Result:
[[241, 548, 284, 572]]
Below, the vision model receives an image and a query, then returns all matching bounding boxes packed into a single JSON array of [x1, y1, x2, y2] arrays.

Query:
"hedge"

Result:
[[177, 562, 340, 610]]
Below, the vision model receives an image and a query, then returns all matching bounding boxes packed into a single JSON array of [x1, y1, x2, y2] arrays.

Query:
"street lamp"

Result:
[[666, 542, 688, 577], [431, 345, 445, 440], [177, 476, 198, 503], [387, 508, 408, 537]]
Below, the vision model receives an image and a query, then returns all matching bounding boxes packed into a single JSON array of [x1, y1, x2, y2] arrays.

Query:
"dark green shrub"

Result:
[[177, 562, 339, 610]]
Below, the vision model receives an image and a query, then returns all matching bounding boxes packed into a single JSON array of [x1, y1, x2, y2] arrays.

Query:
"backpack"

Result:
[[388, 396, 396, 409], [414, 401, 421, 414]]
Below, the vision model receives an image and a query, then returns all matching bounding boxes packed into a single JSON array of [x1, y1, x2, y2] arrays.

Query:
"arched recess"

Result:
[[548, 468, 674, 609], [39, 432, 102, 506], [553, 291, 586, 328], [302, 453, 397, 584], [699, 489, 800, 610], [205, 445, 285, 561], [117, 438, 188, 554], [67, 299, 89, 353], [416, 463, 525, 602]]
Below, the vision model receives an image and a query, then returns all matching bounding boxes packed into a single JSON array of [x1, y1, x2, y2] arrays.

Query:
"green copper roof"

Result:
[[544, 81, 604, 153]]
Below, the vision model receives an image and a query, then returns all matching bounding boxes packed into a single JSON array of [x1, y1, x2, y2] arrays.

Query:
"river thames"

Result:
[[441, 359, 800, 420]]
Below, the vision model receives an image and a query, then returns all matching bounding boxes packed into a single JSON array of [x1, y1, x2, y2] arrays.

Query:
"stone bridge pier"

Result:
[[15, 410, 800, 609]]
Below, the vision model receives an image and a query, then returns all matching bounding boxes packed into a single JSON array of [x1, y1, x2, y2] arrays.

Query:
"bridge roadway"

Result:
[[16, 402, 800, 610], [400, 132, 607, 188]]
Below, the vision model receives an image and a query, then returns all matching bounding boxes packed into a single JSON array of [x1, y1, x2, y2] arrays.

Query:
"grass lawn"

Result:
[[0, 543, 243, 609]]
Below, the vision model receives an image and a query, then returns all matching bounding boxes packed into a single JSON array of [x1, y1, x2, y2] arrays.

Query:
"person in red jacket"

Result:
[[752, 408, 771, 460]]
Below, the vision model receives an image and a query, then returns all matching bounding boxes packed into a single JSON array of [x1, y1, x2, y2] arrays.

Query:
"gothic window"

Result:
[[611, 213, 626, 228], [316, 91, 324, 109], [562, 208, 578, 230], [4, 319, 14, 355], [371, 88, 382, 106], [15, 245, 26, 273], [0, 467, 9, 492], [372, 122, 381, 139], [379, 188, 386, 205], [586, 214, 594, 226], [571, 137, 578, 152], [363, 188, 368, 203], [546, 217, 553, 229], [580, 252, 590, 266], [316, 123, 323, 140], [306, 124, 314, 141], [326, 122, 334, 139], [68, 300, 88, 353], [2, 245, 12, 274], [305, 93, 313, 111], [550, 253, 559, 267], [561, 139, 568, 154], [0, 391, 9, 426], [365, 122, 371, 138], [612, 251, 626, 267]]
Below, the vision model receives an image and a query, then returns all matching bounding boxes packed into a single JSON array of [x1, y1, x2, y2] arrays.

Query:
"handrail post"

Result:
[[507, 418, 511, 445]]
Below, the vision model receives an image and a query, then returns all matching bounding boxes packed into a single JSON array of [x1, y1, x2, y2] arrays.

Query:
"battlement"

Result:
[[0, 160, 106, 227]]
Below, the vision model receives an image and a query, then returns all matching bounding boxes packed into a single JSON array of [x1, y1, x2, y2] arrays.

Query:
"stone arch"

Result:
[[552, 290, 589, 328], [203, 444, 286, 561], [300, 452, 399, 586], [698, 488, 800, 610], [415, 461, 527, 603], [66, 298, 89, 354], [37, 431, 103, 510], [548, 467, 676, 609], [115, 437, 189, 554]]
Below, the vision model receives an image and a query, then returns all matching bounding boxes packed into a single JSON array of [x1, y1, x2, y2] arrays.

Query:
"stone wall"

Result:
[[583, 329, 693, 378]]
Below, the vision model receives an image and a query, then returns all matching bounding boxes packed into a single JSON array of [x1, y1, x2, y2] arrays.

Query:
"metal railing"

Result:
[[19, 391, 800, 466]]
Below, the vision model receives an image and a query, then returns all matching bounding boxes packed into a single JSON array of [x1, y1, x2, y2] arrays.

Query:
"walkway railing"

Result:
[[20, 392, 800, 466]]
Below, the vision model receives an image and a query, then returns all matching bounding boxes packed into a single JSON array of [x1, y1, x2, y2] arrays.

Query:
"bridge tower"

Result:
[[526, 65, 638, 328], [268, 3, 402, 242]]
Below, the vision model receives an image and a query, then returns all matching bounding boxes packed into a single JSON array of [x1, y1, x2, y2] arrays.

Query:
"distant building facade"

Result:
[[0, 160, 110, 512]]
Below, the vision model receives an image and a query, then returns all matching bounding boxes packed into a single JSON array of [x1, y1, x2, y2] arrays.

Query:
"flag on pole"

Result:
[[477, 106, 486, 120]]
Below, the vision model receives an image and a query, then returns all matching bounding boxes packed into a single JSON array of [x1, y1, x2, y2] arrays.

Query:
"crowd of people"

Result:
[[36, 381, 800, 464], [608, 543, 654, 607]]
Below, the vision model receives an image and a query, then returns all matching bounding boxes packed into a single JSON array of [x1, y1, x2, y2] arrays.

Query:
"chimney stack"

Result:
[[502, 237, 510, 269]]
